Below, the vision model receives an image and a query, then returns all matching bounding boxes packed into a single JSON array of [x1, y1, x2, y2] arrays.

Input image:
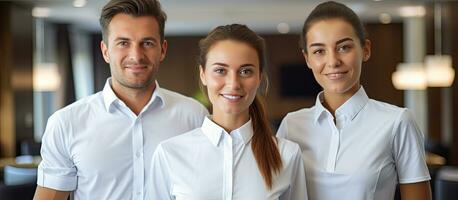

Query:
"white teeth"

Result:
[[222, 94, 242, 100], [326, 72, 346, 79]]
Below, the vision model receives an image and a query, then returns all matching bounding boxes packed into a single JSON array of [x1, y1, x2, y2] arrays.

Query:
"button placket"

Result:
[[132, 118, 145, 200], [222, 133, 233, 200]]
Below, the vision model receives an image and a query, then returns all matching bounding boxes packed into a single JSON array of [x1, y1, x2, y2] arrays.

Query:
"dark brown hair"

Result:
[[300, 1, 366, 51], [198, 24, 282, 189], [100, 0, 167, 44]]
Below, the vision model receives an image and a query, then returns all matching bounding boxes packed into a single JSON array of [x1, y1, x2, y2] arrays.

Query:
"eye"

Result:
[[312, 49, 325, 55], [143, 41, 155, 47], [213, 68, 226, 74], [118, 41, 128, 47], [239, 68, 253, 76], [337, 44, 352, 53]]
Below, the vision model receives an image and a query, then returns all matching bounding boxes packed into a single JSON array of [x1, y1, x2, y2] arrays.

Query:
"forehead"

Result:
[[306, 19, 359, 45], [107, 13, 160, 40], [206, 40, 259, 66]]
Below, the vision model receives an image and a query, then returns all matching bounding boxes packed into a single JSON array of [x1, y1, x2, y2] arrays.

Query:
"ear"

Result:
[[302, 49, 312, 69], [160, 40, 168, 62], [362, 39, 371, 62], [199, 65, 207, 86], [101, 41, 110, 63]]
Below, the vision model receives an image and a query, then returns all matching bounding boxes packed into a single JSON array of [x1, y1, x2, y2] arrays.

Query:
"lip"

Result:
[[220, 94, 244, 101], [325, 71, 348, 80], [125, 65, 147, 73]]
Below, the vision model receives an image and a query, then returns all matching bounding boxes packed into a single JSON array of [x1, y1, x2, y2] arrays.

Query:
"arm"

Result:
[[393, 110, 431, 200], [146, 144, 173, 200], [34, 186, 70, 200], [280, 143, 308, 200], [276, 115, 288, 138], [400, 181, 432, 200], [35, 113, 78, 196]]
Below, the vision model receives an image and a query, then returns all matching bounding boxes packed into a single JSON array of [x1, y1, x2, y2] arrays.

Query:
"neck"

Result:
[[112, 80, 156, 115], [322, 84, 360, 117], [212, 109, 250, 133]]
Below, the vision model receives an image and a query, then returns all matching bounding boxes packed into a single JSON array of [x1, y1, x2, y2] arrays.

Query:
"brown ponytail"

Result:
[[250, 94, 283, 189], [198, 24, 283, 189]]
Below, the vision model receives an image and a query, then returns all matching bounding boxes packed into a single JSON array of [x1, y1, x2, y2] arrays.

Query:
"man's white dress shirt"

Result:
[[149, 116, 308, 200], [277, 87, 430, 200], [37, 78, 208, 200]]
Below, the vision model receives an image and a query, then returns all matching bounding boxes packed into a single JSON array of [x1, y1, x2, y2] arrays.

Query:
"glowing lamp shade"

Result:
[[33, 63, 61, 91], [392, 63, 427, 90], [425, 55, 455, 87]]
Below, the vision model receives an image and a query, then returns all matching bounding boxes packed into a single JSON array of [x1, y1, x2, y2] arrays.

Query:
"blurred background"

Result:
[[1, 0, 458, 199]]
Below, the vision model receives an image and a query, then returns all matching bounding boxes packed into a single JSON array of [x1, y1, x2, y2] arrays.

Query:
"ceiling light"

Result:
[[392, 63, 427, 90], [32, 7, 51, 18], [425, 55, 455, 87], [33, 63, 61, 92], [73, 0, 87, 8], [399, 6, 426, 17], [379, 13, 392, 24], [277, 23, 290, 34]]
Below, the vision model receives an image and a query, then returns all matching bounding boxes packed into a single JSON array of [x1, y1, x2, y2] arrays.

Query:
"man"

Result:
[[34, 0, 208, 199]]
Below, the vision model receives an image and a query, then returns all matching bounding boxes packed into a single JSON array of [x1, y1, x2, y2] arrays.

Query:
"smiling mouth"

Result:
[[325, 71, 348, 80], [221, 94, 243, 101], [125, 65, 147, 72]]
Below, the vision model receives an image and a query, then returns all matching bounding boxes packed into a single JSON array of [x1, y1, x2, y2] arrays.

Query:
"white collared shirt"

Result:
[[277, 87, 430, 200], [37, 78, 208, 200], [148, 116, 308, 200]]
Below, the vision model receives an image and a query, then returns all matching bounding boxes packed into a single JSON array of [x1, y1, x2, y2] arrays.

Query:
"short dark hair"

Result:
[[300, 1, 366, 51], [100, 0, 167, 44]]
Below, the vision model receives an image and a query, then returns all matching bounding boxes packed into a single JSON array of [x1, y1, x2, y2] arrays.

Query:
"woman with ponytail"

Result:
[[148, 24, 307, 199]]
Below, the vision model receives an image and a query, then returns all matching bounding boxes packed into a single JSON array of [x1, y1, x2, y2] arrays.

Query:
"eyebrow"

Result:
[[308, 37, 354, 48], [113, 37, 158, 42], [211, 62, 255, 68]]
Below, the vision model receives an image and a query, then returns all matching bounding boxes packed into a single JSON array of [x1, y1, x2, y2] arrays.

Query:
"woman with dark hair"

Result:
[[277, 1, 431, 200], [148, 24, 307, 199]]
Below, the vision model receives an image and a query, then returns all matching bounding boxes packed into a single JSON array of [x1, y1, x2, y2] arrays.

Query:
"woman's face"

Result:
[[303, 18, 371, 97], [200, 40, 261, 117]]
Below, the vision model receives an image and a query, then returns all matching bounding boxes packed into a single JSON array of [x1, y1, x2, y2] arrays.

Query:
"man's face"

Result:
[[101, 14, 167, 90]]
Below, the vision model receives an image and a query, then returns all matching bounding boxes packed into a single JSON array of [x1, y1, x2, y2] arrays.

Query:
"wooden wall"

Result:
[[0, 2, 34, 157]]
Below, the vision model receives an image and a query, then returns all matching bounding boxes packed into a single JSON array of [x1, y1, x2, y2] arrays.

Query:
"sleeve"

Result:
[[392, 109, 431, 184], [280, 143, 308, 200], [37, 112, 77, 191], [276, 115, 289, 138], [146, 144, 173, 200], [186, 100, 209, 130]]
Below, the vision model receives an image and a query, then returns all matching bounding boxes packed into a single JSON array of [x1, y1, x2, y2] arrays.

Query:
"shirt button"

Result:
[[136, 151, 141, 158], [136, 191, 141, 195]]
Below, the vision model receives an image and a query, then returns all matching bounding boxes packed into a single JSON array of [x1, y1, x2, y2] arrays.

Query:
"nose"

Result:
[[226, 71, 241, 90], [326, 50, 342, 68], [128, 44, 144, 62]]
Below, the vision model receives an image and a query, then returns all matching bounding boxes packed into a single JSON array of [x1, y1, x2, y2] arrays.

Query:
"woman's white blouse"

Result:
[[148, 117, 308, 200], [277, 87, 430, 200]]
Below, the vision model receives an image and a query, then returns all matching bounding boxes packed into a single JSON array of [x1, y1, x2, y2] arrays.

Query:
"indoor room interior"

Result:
[[1, 0, 458, 199]]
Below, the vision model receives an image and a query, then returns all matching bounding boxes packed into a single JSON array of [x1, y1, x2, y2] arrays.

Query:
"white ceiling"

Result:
[[14, 0, 442, 35]]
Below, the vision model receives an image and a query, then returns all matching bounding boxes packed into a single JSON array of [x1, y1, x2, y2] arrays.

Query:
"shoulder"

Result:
[[159, 88, 207, 112], [50, 92, 103, 124], [276, 137, 302, 162], [158, 128, 204, 153], [281, 107, 315, 125], [366, 99, 407, 119]]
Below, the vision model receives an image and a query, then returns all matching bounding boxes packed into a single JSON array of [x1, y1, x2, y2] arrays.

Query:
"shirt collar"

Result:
[[201, 116, 254, 147], [313, 86, 369, 124], [102, 78, 165, 112], [313, 91, 328, 124], [334, 86, 369, 122]]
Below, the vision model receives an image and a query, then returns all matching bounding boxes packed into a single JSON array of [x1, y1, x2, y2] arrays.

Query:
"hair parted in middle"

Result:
[[198, 24, 283, 189]]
